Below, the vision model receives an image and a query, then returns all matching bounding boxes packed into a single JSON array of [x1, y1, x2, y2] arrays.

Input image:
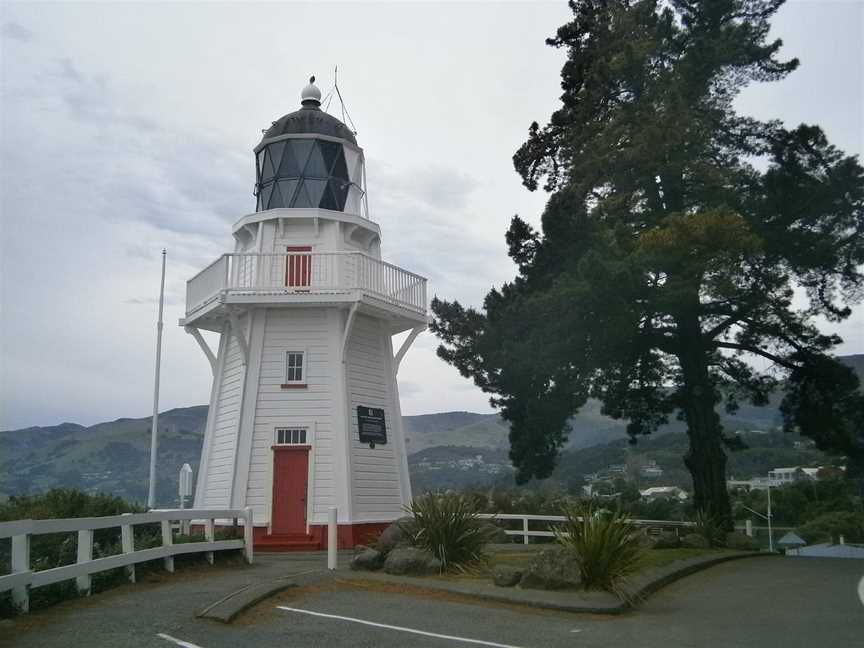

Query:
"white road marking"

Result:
[[156, 633, 206, 648], [277, 606, 529, 648]]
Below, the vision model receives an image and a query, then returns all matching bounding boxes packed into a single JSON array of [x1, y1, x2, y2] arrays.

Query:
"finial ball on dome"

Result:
[[301, 76, 322, 105]]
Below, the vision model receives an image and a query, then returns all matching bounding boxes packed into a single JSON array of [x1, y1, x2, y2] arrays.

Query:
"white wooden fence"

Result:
[[0, 508, 253, 613], [478, 513, 695, 545]]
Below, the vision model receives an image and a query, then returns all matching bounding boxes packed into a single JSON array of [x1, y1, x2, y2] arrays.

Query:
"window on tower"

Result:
[[282, 351, 305, 387], [254, 138, 363, 213], [275, 427, 308, 445]]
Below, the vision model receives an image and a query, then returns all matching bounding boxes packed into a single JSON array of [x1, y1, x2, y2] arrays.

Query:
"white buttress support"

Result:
[[340, 303, 359, 361], [386, 335, 413, 507], [232, 309, 266, 509], [394, 325, 425, 374], [194, 326, 229, 508], [228, 309, 250, 365], [185, 326, 218, 375]]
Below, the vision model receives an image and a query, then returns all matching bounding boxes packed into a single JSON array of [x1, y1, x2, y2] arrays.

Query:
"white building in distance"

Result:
[[182, 79, 427, 550]]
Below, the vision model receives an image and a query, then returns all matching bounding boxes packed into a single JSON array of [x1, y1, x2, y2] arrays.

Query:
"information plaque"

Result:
[[357, 406, 387, 445]]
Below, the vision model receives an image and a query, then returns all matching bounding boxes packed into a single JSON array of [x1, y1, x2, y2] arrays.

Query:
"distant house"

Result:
[[639, 460, 663, 479], [640, 486, 688, 501], [768, 467, 809, 484]]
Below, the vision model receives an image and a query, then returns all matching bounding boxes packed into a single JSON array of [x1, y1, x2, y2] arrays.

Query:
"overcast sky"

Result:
[[1, 1, 862, 431]]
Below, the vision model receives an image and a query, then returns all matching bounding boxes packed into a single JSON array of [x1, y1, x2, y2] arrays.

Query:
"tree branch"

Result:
[[714, 342, 800, 371]]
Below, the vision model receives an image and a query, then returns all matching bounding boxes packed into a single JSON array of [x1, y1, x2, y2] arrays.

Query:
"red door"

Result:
[[271, 447, 310, 535], [285, 245, 312, 288]]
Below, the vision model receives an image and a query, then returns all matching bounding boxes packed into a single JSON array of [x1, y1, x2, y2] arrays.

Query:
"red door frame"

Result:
[[285, 245, 312, 288], [271, 446, 310, 535]]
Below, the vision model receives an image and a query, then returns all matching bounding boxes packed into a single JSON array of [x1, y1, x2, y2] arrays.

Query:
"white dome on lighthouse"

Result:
[[300, 76, 322, 104]]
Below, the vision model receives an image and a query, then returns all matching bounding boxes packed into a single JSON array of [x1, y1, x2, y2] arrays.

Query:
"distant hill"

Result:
[[2, 354, 860, 503]]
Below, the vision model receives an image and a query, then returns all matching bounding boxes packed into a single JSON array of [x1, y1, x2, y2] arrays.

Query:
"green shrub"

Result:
[[798, 511, 864, 544], [553, 503, 646, 599], [692, 510, 726, 547], [403, 493, 496, 572]]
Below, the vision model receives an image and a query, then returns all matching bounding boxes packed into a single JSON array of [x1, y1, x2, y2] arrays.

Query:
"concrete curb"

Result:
[[342, 550, 770, 615], [196, 577, 299, 623]]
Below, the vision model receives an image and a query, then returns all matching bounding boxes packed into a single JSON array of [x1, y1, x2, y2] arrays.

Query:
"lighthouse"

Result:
[[181, 78, 427, 549]]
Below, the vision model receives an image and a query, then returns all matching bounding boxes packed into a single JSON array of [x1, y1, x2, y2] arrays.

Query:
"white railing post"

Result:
[[121, 513, 136, 583], [205, 518, 215, 565], [745, 519, 753, 538], [522, 517, 530, 545], [161, 520, 175, 573], [328, 507, 338, 570], [76, 529, 94, 595], [11, 532, 30, 613], [243, 507, 254, 564]]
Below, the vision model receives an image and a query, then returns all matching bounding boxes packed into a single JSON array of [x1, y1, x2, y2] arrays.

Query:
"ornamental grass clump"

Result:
[[554, 503, 646, 600], [404, 493, 496, 572]]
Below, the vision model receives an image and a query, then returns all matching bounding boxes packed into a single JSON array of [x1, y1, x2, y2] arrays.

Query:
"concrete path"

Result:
[[3, 554, 863, 648]]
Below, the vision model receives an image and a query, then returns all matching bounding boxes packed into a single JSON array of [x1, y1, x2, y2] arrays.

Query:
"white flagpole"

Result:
[[147, 249, 167, 509]]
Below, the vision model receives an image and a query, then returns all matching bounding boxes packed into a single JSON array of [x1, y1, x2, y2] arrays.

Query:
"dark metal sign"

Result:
[[357, 406, 387, 445]]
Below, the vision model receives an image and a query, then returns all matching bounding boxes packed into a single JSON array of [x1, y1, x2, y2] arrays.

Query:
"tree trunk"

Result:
[[676, 312, 733, 530]]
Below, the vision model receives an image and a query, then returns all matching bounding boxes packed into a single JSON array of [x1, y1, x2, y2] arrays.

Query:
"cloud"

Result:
[[1, 21, 34, 42]]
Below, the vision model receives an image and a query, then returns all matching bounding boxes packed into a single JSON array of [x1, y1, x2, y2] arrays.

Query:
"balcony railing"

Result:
[[186, 252, 427, 316]]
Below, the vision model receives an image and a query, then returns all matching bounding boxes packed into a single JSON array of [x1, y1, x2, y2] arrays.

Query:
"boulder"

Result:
[[493, 566, 523, 587], [725, 531, 757, 551], [376, 516, 416, 554], [651, 532, 682, 549], [680, 533, 710, 549], [350, 547, 384, 571], [383, 547, 441, 576], [518, 545, 580, 590]]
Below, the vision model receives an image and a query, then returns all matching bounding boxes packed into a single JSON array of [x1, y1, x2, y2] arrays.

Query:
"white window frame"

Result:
[[274, 426, 310, 446], [284, 350, 306, 385]]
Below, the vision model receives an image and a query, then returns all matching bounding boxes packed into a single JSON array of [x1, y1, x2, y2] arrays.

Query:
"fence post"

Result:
[[243, 507, 254, 564], [205, 518, 215, 565], [161, 519, 175, 573], [522, 517, 530, 545], [745, 519, 753, 537], [328, 506, 338, 570], [76, 529, 94, 595], [121, 513, 136, 583], [11, 532, 30, 613]]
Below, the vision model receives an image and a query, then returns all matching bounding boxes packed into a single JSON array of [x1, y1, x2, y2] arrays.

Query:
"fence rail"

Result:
[[478, 513, 695, 545], [185, 252, 427, 316], [0, 507, 253, 614]]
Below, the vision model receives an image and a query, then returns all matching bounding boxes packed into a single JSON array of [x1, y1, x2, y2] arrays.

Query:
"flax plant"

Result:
[[554, 503, 646, 600], [404, 493, 496, 572]]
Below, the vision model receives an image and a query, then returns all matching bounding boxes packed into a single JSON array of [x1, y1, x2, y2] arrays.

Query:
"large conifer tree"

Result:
[[431, 0, 864, 525]]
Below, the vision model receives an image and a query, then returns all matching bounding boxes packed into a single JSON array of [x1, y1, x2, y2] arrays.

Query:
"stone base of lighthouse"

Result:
[[192, 305, 416, 550]]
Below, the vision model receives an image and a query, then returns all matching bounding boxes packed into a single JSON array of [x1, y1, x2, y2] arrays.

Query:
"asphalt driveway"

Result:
[[4, 554, 862, 648]]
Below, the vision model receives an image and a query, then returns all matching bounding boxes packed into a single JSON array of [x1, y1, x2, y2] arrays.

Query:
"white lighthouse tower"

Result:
[[181, 78, 426, 549]]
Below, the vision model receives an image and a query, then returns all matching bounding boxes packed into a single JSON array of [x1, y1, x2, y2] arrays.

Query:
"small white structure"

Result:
[[182, 79, 427, 549], [640, 486, 689, 501]]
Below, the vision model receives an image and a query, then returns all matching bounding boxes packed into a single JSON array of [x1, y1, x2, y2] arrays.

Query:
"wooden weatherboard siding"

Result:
[[245, 308, 336, 526], [346, 314, 404, 521]]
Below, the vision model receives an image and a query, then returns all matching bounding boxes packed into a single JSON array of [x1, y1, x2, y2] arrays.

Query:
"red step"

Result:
[[255, 533, 321, 552]]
